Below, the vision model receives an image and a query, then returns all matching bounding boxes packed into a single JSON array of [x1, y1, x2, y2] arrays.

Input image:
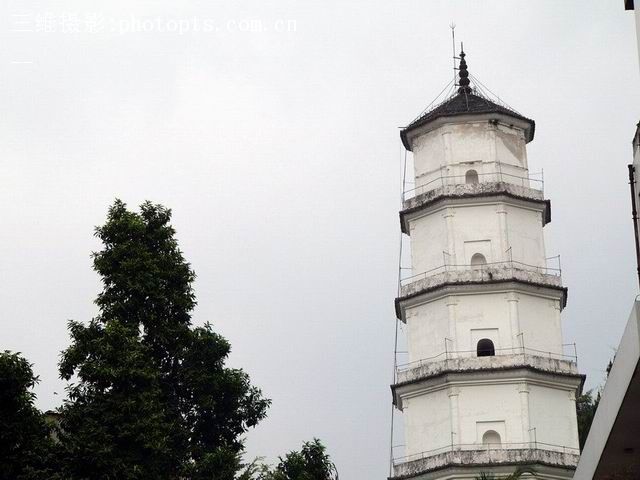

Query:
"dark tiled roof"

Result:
[[400, 92, 535, 150]]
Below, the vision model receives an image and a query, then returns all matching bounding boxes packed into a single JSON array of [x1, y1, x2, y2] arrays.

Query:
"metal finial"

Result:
[[457, 43, 472, 94]]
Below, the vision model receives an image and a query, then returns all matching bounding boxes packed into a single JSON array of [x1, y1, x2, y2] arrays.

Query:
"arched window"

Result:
[[482, 430, 501, 446], [471, 253, 487, 268], [465, 169, 479, 184], [477, 338, 495, 357]]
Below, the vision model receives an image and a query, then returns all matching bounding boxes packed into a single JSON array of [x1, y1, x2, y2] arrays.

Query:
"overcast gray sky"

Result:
[[1, 1, 639, 478]]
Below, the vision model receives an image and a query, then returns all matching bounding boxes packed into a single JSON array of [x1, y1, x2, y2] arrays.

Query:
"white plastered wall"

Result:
[[408, 201, 546, 275], [517, 295, 564, 354], [403, 380, 579, 457], [411, 121, 529, 191], [404, 388, 451, 456], [504, 204, 546, 268], [528, 384, 579, 450], [406, 291, 561, 362], [404, 382, 526, 455]]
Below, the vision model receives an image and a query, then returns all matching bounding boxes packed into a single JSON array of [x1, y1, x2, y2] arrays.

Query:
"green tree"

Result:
[[576, 389, 600, 451], [57, 200, 270, 480], [260, 439, 338, 480], [474, 467, 532, 480], [0, 351, 53, 480]]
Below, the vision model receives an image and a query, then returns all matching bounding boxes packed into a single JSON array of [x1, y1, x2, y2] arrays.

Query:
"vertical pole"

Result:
[[519, 383, 531, 445], [389, 149, 409, 478], [446, 298, 458, 354], [508, 293, 520, 352], [444, 209, 456, 266], [450, 23, 457, 88], [558, 255, 562, 276], [517, 332, 525, 352], [497, 209, 510, 262], [629, 164, 640, 289], [448, 388, 460, 450]]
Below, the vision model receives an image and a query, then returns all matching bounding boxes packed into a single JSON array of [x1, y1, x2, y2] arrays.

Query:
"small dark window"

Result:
[[471, 253, 487, 267], [477, 338, 495, 357], [466, 169, 479, 184], [482, 430, 501, 446]]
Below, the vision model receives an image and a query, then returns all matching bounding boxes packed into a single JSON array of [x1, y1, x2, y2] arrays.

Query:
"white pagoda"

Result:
[[390, 50, 584, 480]]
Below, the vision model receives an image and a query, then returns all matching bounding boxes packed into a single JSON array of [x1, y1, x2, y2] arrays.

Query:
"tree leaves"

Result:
[[260, 439, 339, 480], [55, 200, 270, 479], [0, 351, 53, 480]]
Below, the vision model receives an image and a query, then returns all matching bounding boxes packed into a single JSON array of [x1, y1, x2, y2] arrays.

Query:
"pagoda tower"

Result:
[[390, 50, 584, 479]]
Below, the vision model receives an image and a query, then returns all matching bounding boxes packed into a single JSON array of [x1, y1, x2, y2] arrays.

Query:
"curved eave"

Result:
[[389, 450, 578, 480], [395, 278, 568, 320], [401, 111, 535, 151], [400, 191, 551, 235], [391, 364, 586, 408]]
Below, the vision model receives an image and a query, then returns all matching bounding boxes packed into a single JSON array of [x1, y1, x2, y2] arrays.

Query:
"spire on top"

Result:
[[457, 43, 472, 95]]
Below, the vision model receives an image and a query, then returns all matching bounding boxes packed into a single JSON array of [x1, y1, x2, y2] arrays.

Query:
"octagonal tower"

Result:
[[390, 50, 584, 480]]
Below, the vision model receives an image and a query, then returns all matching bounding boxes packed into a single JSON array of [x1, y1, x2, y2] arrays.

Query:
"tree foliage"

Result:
[[258, 439, 338, 480], [474, 467, 532, 480], [56, 200, 270, 479], [0, 351, 52, 480], [576, 389, 600, 451]]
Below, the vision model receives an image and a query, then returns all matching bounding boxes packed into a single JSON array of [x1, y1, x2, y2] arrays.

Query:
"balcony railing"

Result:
[[403, 171, 544, 202], [391, 442, 580, 478], [393, 441, 580, 466], [394, 351, 580, 389], [396, 345, 578, 374], [400, 258, 561, 289]]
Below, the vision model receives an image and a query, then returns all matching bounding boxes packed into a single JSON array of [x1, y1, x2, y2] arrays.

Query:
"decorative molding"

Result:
[[447, 386, 460, 397]]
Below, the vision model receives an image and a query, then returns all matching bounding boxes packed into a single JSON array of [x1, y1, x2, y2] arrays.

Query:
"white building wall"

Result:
[[457, 383, 524, 446], [408, 202, 547, 275], [518, 295, 564, 354], [529, 384, 579, 450], [503, 204, 546, 267], [406, 298, 450, 363], [398, 110, 578, 475], [450, 204, 502, 266], [405, 382, 530, 456], [409, 211, 449, 275], [404, 388, 452, 456], [406, 291, 561, 362], [411, 121, 529, 193], [494, 122, 529, 171], [454, 293, 511, 354], [403, 380, 579, 459], [636, 4, 640, 72]]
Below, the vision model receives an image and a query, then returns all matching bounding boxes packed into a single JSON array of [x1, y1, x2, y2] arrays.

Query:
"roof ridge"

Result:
[[400, 91, 535, 151]]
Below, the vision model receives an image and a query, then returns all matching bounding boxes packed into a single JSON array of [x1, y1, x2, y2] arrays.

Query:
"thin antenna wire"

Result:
[[408, 79, 454, 125], [389, 146, 409, 477], [450, 23, 456, 88], [469, 72, 523, 115]]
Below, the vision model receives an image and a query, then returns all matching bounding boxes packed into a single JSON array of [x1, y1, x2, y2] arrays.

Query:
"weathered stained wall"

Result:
[[529, 384, 580, 450], [393, 448, 579, 479], [396, 106, 577, 480], [408, 200, 547, 276], [410, 121, 529, 194], [405, 290, 563, 364], [403, 388, 450, 457], [400, 378, 580, 462]]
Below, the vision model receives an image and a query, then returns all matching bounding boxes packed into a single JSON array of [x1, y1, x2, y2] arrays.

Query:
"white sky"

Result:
[[1, 1, 639, 478]]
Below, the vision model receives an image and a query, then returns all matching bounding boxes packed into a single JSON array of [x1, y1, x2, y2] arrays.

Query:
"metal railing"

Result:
[[400, 257, 561, 287], [403, 170, 544, 202], [393, 441, 580, 465], [396, 344, 578, 373]]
